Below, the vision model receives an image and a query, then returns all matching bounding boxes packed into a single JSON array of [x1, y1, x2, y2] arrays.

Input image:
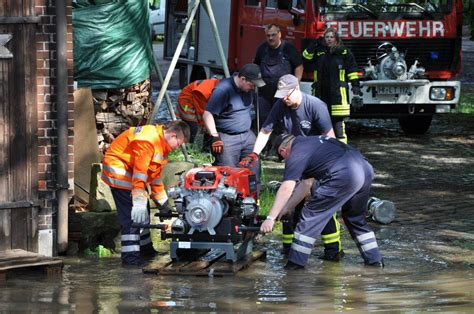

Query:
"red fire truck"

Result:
[[164, 0, 462, 134]]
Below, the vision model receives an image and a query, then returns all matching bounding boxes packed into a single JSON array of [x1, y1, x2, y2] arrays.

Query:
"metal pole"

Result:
[[151, 52, 190, 161], [147, 0, 201, 124], [56, 0, 68, 254], [202, 0, 230, 77], [255, 88, 260, 132]]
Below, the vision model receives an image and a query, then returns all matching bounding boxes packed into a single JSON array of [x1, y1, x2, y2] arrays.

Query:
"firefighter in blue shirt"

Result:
[[260, 132, 384, 270], [240, 74, 345, 261]]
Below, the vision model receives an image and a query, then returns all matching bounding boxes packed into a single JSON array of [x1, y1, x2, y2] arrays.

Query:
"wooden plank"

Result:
[[10, 23, 28, 251], [0, 249, 37, 261], [23, 0, 35, 17], [9, 0, 21, 17], [27, 206, 38, 253], [0, 249, 63, 272], [11, 207, 27, 250], [73, 88, 102, 203], [0, 259, 63, 272], [0, 17, 41, 24], [24, 21, 38, 252], [178, 250, 226, 273], [0, 210, 11, 251], [145, 250, 266, 276], [207, 251, 266, 276], [142, 255, 173, 274], [0, 28, 9, 252]]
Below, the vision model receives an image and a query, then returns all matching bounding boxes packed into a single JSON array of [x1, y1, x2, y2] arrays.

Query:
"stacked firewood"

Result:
[[93, 79, 154, 154]]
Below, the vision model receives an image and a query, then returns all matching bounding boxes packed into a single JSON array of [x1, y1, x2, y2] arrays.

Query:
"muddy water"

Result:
[[1, 232, 473, 312], [3, 38, 473, 311], [3, 102, 472, 312]]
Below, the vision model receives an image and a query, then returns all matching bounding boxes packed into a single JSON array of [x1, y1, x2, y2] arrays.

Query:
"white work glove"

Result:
[[131, 205, 148, 224]]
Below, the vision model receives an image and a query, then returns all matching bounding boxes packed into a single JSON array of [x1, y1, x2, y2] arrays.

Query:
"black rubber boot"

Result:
[[318, 250, 345, 262], [365, 258, 385, 268], [284, 260, 305, 270]]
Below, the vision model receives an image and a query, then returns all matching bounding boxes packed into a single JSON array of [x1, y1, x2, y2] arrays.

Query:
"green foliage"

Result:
[[83, 245, 116, 257], [455, 88, 474, 113], [169, 145, 214, 165]]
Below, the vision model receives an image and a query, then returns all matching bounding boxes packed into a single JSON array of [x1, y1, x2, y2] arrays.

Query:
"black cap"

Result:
[[272, 133, 295, 152], [239, 63, 266, 88]]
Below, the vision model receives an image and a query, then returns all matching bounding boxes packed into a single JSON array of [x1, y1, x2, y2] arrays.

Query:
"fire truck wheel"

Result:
[[398, 115, 433, 135]]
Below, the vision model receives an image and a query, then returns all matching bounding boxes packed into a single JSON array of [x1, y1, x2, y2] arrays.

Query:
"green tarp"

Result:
[[73, 0, 153, 89]]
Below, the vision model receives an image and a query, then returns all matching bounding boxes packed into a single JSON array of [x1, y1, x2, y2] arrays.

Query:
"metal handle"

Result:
[[131, 223, 167, 230]]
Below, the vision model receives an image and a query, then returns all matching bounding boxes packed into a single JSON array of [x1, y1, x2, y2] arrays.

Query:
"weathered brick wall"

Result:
[[35, 0, 74, 230]]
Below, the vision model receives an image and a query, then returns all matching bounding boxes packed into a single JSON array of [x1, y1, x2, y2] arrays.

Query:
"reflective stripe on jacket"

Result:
[[176, 79, 220, 125], [101, 125, 171, 206], [303, 45, 359, 117]]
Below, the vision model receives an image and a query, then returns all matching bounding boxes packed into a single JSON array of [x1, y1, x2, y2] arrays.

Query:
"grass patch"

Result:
[[455, 89, 474, 113], [169, 145, 214, 165]]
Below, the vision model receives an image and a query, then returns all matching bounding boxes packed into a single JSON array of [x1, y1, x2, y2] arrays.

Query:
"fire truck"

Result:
[[164, 0, 463, 134]]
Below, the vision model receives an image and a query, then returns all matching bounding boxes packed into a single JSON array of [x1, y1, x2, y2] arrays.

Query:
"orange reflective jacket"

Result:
[[176, 79, 220, 125], [101, 125, 171, 206]]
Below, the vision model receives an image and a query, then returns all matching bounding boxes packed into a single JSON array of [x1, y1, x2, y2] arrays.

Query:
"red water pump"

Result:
[[158, 166, 261, 262]]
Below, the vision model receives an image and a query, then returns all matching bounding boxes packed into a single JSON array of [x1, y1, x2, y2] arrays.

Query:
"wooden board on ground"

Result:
[[0, 249, 63, 279], [142, 250, 266, 276]]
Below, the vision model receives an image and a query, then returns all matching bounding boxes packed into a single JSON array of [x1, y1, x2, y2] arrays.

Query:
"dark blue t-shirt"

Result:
[[205, 75, 254, 134], [283, 136, 347, 181], [262, 93, 332, 136]]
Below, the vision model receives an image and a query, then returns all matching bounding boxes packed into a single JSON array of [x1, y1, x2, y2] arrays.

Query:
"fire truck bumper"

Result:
[[355, 80, 460, 118]]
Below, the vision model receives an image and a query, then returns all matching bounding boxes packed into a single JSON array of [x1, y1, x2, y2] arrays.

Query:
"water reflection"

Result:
[[1, 230, 473, 312]]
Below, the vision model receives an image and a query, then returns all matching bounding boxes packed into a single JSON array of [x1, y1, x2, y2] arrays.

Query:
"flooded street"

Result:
[[2, 35, 474, 313], [2, 112, 474, 312], [1, 238, 473, 312]]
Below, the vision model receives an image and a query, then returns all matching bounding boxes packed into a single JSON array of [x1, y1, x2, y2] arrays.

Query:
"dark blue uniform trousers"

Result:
[[111, 188, 154, 265], [288, 149, 382, 266], [213, 130, 260, 187]]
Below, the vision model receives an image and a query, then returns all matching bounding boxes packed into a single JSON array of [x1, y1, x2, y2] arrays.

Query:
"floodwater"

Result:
[[2, 229, 473, 312], [3, 90, 472, 312]]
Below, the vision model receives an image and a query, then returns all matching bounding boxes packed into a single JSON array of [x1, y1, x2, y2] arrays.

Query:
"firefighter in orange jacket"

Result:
[[176, 78, 220, 142], [102, 120, 190, 265]]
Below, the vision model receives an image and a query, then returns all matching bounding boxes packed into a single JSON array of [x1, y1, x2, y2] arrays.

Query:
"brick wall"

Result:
[[35, 0, 75, 230]]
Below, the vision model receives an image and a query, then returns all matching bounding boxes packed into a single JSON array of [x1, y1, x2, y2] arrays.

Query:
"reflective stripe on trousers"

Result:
[[111, 187, 151, 265], [289, 149, 382, 266]]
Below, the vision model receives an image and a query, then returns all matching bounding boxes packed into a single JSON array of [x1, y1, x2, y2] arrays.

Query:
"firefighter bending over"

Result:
[[176, 78, 220, 144], [302, 27, 362, 143], [260, 133, 384, 270], [240, 74, 345, 261], [101, 121, 190, 266]]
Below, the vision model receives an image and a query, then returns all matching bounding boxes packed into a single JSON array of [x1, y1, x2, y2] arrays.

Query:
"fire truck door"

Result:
[[235, 0, 265, 68]]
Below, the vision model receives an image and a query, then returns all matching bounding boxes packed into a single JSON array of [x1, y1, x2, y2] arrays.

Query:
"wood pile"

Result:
[[92, 79, 154, 154]]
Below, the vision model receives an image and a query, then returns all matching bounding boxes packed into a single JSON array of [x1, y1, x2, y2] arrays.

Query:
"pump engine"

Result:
[[158, 166, 260, 262], [363, 42, 425, 81]]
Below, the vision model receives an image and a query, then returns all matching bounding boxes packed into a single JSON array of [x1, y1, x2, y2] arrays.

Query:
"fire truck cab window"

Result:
[[319, 0, 452, 15], [245, 0, 260, 6]]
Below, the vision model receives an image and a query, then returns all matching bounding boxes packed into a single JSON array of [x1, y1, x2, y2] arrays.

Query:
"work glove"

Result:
[[157, 200, 173, 214], [131, 205, 148, 224], [238, 152, 259, 168], [305, 36, 323, 54], [352, 85, 362, 96], [211, 135, 224, 154]]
